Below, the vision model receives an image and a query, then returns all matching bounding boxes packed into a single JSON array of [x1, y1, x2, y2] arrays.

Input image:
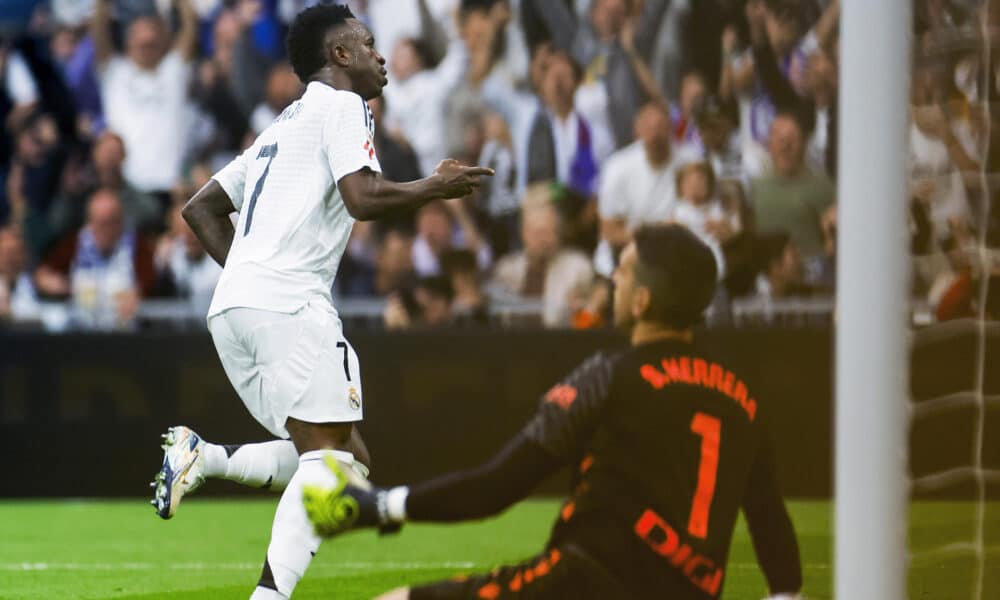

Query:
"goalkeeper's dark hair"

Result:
[[286, 3, 356, 83], [633, 223, 717, 329]]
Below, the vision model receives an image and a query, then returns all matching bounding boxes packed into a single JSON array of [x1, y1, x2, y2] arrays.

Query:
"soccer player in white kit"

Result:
[[148, 5, 493, 599]]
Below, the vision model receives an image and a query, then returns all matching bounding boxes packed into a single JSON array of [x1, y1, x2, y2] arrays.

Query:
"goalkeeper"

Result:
[[306, 223, 803, 600]]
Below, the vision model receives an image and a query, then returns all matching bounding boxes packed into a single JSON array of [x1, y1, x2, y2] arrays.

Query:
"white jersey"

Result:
[[208, 82, 382, 319]]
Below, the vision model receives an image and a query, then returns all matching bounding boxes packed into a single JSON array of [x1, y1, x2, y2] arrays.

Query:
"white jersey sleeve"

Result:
[[212, 148, 251, 211], [323, 93, 382, 183]]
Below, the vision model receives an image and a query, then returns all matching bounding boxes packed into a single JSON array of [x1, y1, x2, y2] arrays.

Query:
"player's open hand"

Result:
[[432, 159, 494, 199]]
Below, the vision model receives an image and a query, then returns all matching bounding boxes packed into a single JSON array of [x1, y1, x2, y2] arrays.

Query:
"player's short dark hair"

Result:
[[286, 2, 356, 83], [633, 223, 717, 329]]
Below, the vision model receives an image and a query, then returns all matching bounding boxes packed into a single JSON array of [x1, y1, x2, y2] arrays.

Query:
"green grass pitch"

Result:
[[0, 499, 995, 599]]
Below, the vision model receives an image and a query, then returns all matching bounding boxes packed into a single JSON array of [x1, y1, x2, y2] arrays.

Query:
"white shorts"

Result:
[[208, 300, 363, 439]]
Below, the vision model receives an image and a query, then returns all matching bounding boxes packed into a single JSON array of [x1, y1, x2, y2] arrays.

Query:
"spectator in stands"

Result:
[[526, 49, 613, 195], [750, 232, 812, 301], [49, 19, 104, 137], [749, 111, 835, 264], [476, 110, 520, 256], [676, 95, 744, 184], [4, 112, 69, 259], [0, 227, 39, 322], [193, 5, 277, 155], [412, 199, 491, 277], [666, 161, 739, 278], [441, 248, 488, 324], [366, 96, 422, 190], [749, 4, 840, 179], [50, 131, 161, 238], [374, 228, 416, 296], [413, 275, 455, 327], [337, 221, 380, 298], [803, 50, 838, 176], [249, 63, 303, 136], [217, 2, 275, 111], [154, 204, 222, 318], [91, 0, 199, 195], [481, 40, 551, 197], [383, 275, 455, 330], [525, 0, 672, 149], [670, 70, 708, 146], [490, 195, 594, 327], [191, 10, 251, 157], [383, 32, 467, 177], [0, 46, 41, 183], [34, 188, 156, 330], [909, 62, 978, 241], [720, 0, 840, 178], [595, 103, 676, 275], [443, 1, 529, 166]]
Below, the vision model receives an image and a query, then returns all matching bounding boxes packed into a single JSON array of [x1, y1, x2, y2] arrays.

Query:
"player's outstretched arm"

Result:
[[182, 180, 236, 267], [304, 433, 559, 538], [742, 436, 803, 596], [338, 160, 494, 222]]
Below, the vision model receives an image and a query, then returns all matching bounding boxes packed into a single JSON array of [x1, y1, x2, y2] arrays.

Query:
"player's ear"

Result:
[[327, 30, 352, 68], [330, 41, 351, 68]]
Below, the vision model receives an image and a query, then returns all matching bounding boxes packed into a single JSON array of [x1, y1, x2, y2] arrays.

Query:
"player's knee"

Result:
[[348, 425, 372, 471], [284, 417, 353, 453], [374, 587, 410, 600]]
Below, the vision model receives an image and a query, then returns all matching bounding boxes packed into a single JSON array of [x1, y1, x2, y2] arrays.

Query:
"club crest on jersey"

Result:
[[349, 387, 361, 410], [363, 139, 375, 160]]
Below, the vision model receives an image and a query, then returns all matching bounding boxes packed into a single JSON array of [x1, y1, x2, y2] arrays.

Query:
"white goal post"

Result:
[[835, 1, 912, 599]]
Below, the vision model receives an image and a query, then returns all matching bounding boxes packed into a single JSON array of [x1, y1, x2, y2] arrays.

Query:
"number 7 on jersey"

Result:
[[244, 143, 278, 236]]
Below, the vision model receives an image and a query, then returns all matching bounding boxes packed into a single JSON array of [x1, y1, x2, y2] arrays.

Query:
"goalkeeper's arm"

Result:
[[307, 354, 612, 536], [742, 435, 803, 596], [311, 433, 560, 533]]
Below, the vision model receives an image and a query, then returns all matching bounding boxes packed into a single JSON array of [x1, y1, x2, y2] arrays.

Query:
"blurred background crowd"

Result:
[[0, 0, 996, 332]]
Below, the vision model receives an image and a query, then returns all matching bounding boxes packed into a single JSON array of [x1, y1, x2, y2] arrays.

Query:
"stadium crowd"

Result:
[[0, 0, 995, 331]]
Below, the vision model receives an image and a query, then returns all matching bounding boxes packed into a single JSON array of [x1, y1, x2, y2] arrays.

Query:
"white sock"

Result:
[[255, 449, 351, 598], [249, 587, 287, 600], [202, 441, 299, 491]]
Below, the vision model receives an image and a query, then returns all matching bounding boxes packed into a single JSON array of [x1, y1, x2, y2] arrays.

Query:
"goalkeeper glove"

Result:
[[302, 455, 402, 538]]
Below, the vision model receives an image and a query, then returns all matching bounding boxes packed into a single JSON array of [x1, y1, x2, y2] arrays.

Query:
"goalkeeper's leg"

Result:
[[373, 545, 629, 600]]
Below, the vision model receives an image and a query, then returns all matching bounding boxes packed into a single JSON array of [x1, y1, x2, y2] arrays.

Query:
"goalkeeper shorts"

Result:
[[408, 544, 630, 600]]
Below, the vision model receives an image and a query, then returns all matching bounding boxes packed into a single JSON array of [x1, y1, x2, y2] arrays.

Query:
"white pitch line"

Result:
[[0, 561, 481, 572], [0, 561, 833, 572]]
